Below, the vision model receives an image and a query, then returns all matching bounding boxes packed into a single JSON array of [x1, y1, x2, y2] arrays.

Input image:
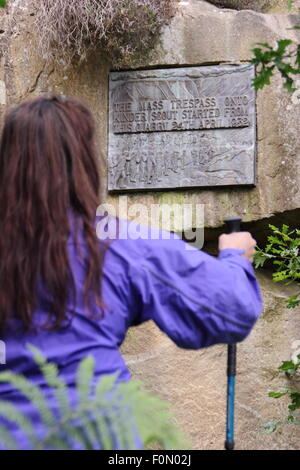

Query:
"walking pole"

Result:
[[224, 216, 242, 451]]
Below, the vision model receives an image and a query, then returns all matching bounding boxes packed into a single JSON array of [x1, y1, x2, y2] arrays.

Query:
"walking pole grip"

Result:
[[227, 344, 237, 377], [224, 217, 241, 235], [224, 217, 241, 451]]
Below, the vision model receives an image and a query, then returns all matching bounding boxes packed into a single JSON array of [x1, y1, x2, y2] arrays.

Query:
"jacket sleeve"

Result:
[[128, 233, 262, 349]]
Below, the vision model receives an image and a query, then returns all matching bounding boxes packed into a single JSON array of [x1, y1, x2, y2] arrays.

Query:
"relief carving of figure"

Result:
[[130, 151, 138, 182], [140, 151, 148, 182], [172, 151, 180, 173], [163, 150, 171, 176], [134, 152, 141, 183], [147, 151, 157, 184], [156, 151, 164, 182], [114, 154, 127, 188], [124, 151, 131, 178]]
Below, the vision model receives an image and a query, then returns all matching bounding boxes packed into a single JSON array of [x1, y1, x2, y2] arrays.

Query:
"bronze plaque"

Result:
[[108, 64, 256, 191]]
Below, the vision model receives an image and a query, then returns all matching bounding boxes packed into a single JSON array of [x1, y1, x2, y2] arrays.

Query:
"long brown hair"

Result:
[[0, 95, 105, 331]]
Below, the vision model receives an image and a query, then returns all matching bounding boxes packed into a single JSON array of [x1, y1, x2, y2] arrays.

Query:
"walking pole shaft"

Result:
[[224, 217, 241, 451], [225, 343, 236, 450]]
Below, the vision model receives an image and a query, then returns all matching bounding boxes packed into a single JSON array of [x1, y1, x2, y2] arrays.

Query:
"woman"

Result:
[[0, 95, 261, 449]]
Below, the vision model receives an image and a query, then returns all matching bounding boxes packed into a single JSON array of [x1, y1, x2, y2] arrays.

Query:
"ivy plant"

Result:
[[262, 355, 300, 433], [252, 40, 300, 92], [251, 1, 300, 92], [255, 225, 300, 433], [254, 224, 300, 308]]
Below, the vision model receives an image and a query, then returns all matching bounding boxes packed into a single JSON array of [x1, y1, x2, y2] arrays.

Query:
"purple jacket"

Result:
[[0, 216, 262, 449]]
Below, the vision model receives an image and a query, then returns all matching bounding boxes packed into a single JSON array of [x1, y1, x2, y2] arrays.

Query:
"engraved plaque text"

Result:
[[108, 64, 256, 191]]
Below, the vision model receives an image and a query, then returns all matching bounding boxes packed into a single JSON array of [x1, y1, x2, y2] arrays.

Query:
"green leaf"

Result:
[[252, 67, 274, 90], [251, 38, 300, 91], [296, 44, 300, 69], [261, 420, 278, 433], [27, 344, 71, 421], [76, 355, 95, 408], [278, 360, 297, 371], [253, 250, 270, 268], [283, 75, 296, 93], [256, 42, 273, 50], [0, 0, 6, 7], [268, 391, 288, 398], [0, 401, 37, 448], [277, 39, 293, 55], [287, 294, 300, 309]]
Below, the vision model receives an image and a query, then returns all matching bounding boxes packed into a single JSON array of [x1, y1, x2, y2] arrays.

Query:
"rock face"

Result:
[[112, 0, 300, 232], [121, 271, 300, 450], [1, 0, 300, 450], [1, 0, 300, 230], [0, 0, 111, 202]]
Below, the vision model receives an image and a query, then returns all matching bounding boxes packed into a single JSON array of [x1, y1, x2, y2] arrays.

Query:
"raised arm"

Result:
[[128, 231, 262, 349]]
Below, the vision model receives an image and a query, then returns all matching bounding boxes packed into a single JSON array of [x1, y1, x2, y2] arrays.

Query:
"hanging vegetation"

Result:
[[35, 0, 177, 68]]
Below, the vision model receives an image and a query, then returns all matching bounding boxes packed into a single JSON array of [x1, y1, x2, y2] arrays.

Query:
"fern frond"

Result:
[[110, 381, 140, 449], [27, 344, 71, 421], [0, 400, 38, 449], [76, 355, 95, 407], [121, 381, 190, 450], [0, 371, 55, 429], [88, 408, 114, 450], [0, 425, 19, 450], [0, 348, 189, 450], [0, 400, 35, 438]]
